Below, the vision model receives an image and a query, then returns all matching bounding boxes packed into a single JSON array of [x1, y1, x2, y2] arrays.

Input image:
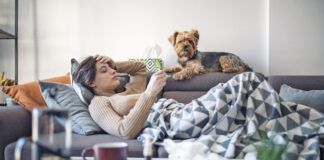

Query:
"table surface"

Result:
[[71, 157, 168, 160]]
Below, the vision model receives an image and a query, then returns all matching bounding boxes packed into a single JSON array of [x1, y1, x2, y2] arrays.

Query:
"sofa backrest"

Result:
[[162, 73, 324, 103], [267, 75, 324, 93], [162, 72, 237, 103]]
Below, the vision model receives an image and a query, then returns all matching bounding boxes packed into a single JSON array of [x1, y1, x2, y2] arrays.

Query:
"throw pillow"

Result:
[[1, 75, 70, 111], [39, 81, 103, 135], [279, 84, 324, 113], [71, 58, 94, 105], [70, 58, 130, 105]]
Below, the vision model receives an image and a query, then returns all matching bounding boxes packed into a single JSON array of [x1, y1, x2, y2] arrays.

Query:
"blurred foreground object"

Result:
[[0, 72, 16, 86]]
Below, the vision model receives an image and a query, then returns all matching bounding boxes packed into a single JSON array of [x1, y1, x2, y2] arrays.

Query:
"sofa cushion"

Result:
[[39, 81, 103, 135], [279, 84, 324, 113]]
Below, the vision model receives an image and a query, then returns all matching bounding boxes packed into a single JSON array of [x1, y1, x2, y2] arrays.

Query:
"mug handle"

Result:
[[81, 147, 94, 160], [14, 138, 28, 160]]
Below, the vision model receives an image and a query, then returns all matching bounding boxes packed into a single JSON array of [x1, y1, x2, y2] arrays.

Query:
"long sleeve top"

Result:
[[88, 61, 157, 139]]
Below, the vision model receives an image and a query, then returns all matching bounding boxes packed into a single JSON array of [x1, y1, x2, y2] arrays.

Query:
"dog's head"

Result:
[[168, 29, 199, 64]]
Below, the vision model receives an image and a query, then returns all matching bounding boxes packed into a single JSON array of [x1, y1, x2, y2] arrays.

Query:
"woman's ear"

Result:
[[88, 82, 96, 88]]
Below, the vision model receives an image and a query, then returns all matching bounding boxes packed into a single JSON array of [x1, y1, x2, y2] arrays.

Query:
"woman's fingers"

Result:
[[154, 70, 165, 75], [156, 76, 167, 86], [154, 70, 167, 78], [145, 70, 168, 96], [101, 58, 109, 63], [95, 55, 112, 64], [95, 55, 103, 61], [155, 74, 167, 82]]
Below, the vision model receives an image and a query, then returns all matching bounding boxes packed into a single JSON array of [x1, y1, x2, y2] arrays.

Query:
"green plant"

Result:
[[256, 131, 287, 160]]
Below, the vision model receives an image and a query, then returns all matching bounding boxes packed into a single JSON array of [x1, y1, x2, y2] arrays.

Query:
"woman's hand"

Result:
[[94, 55, 116, 69], [145, 70, 167, 96]]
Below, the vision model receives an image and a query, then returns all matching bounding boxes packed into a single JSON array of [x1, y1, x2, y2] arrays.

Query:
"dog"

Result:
[[164, 29, 252, 80]]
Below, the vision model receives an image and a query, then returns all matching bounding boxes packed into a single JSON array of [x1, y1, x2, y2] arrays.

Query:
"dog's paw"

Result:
[[172, 67, 182, 72], [163, 67, 173, 73], [172, 72, 186, 80], [163, 67, 182, 73]]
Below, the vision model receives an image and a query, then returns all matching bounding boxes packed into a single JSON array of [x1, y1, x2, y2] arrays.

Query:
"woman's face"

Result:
[[90, 62, 120, 93]]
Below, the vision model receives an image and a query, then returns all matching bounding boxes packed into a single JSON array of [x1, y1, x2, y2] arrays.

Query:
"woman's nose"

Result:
[[109, 68, 116, 74]]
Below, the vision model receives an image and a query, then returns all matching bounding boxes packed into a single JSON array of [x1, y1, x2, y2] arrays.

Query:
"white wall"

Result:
[[269, 0, 324, 75], [3, 0, 324, 83], [0, 0, 269, 83], [0, 0, 15, 79], [79, 0, 268, 75], [1, 0, 80, 82], [9, 0, 324, 83], [19, 0, 81, 82]]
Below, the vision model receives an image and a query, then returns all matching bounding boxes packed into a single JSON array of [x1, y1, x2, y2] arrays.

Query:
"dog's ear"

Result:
[[168, 31, 179, 46], [191, 29, 199, 44]]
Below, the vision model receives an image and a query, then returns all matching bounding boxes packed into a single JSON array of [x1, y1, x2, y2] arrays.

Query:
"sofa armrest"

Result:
[[0, 105, 31, 160]]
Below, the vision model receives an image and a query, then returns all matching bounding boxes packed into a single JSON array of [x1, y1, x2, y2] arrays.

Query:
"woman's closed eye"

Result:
[[99, 66, 108, 73]]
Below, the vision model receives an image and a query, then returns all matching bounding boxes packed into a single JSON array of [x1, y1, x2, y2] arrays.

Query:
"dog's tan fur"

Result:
[[164, 29, 252, 80]]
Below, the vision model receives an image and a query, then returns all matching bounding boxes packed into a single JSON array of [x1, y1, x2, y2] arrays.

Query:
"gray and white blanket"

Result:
[[139, 72, 324, 159]]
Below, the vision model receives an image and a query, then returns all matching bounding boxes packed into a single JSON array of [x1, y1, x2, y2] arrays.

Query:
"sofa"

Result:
[[1, 72, 324, 160]]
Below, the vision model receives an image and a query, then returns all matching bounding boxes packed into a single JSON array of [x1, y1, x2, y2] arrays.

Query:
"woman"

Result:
[[73, 55, 167, 139]]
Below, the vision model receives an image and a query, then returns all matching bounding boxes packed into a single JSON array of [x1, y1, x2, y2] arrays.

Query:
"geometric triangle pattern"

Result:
[[139, 72, 324, 159]]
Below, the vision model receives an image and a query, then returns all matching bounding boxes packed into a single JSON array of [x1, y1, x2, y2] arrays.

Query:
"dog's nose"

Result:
[[183, 45, 188, 50]]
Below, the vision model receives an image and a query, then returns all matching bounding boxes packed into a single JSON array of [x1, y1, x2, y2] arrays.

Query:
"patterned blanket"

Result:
[[139, 72, 324, 159]]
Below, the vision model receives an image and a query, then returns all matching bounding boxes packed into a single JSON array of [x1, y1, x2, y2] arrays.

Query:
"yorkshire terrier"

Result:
[[164, 29, 252, 80]]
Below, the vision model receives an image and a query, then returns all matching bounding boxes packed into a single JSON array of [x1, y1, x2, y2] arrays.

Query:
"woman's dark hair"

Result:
[[73, 56, 97, 93]]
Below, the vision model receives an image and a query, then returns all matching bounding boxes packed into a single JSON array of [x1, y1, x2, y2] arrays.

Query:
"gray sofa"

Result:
[[1, 72, 324, 160]]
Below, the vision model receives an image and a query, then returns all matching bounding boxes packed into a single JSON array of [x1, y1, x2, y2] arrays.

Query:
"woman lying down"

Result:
[[73, 55, 324, 159]]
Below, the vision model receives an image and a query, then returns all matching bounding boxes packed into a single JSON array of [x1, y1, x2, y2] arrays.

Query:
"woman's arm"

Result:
[[89, 71, 167, 139], [115, 61, 148, 94], [89, 93, 157, 139], [94, 55, 147, 76], [94, 55, 148, 94], [115, 61, 147, 76]]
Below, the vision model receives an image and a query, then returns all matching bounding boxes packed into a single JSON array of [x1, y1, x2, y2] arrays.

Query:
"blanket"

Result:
[[139, 72, 324, 159]]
